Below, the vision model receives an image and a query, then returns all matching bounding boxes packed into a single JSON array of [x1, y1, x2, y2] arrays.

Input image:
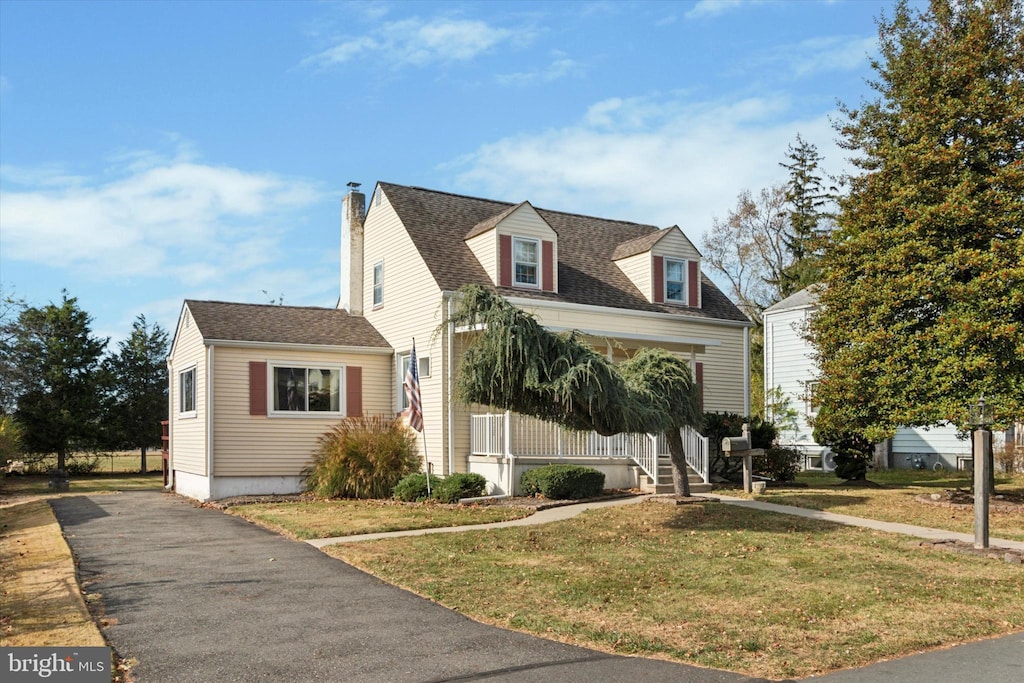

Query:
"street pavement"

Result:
[[50, 491, 1022, 682]]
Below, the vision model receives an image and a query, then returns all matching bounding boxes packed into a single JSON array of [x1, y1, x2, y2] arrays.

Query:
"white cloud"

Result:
[[785, 35, 878, 77], [304, 17, 517, 69], [0, 151, 324, 281], [496, 52, 582, 86], [686, 0, 766, 20], [447, 93, 847, 239]]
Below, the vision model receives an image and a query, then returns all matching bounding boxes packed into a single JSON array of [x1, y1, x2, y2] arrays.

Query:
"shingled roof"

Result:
[[184, 300, 391, 348], [378, 182, 750, 324]]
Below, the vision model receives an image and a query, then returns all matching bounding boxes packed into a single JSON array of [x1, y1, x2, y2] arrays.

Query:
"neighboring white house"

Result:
[[167, 182, 754, 500], [763, 287, 1002, 472]]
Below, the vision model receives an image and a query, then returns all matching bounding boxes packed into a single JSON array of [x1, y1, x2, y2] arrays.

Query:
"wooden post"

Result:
[[741, 423, 752, 494], [973, 428, 991, 549]]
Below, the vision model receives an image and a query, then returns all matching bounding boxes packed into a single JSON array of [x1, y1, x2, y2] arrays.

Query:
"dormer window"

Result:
[[665, 259, 686, 303], [513, 237, 540, 287]]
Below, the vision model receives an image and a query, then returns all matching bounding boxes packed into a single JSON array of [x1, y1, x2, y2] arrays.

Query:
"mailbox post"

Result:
[[722, 423, 766, 494]]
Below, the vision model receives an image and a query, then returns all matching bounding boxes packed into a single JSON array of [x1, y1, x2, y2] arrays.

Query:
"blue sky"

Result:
[[0, 0, 903, 346]]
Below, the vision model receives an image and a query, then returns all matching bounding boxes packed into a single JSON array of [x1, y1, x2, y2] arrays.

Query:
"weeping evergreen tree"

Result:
[[448, 285, 703, 497]]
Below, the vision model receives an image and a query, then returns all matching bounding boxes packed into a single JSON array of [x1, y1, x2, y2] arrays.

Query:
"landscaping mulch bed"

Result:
[[915, 488, 1024, 513], [918, 538, 1024, 564]]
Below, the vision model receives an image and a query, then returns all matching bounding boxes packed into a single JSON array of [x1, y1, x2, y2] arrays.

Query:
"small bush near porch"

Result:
[[520, 464, 605, 499], [304, 416, 419, 499]]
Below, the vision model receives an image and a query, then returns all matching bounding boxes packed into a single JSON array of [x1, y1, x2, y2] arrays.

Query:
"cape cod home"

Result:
[[763, 287, 1012, 471], [167, 182, 753, 501]]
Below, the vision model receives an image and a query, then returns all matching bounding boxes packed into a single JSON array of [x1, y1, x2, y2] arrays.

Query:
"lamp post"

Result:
[[970, 396, 994, 549]]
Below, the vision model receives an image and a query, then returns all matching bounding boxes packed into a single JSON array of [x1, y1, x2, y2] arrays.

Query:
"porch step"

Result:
[[647, 482, 713, 495], [639, 458, 710, 494]]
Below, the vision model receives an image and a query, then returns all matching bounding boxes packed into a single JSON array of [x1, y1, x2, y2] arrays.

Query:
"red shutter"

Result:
[[695, 362, 704, 412], [542, 240, 554, 291], [653, 256, 664, 303], [346, 366, 362, 417], [499, 234, 512, 287], [688, 261, 699, 307], [249, 362, 267, 416]]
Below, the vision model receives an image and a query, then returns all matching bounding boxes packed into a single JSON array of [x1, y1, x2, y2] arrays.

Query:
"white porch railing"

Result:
[[470, 413, 710, 486]]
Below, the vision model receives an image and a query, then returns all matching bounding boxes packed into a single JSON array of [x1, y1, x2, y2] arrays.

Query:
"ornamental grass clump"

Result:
[[304, 416, 419, 499]]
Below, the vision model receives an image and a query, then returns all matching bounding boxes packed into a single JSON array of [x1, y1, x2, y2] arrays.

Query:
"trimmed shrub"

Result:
[[753, 445, 801, 482], [304, 415, 419, 499], [520, 464, 605, 500], [813, 422, 874, 481], [702, 413, 778, 482], [392, 472, 443, 502], [393, 472, 488, 503], [434, 472, 487, 503]]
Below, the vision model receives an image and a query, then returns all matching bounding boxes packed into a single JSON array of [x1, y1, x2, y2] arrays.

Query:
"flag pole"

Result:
[[403, 337, 428, 497]]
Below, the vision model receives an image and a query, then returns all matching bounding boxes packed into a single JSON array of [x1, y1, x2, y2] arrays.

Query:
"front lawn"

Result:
[[228, 499, 534, 539], [753, 471, 1024, 541], [326, 500, 1024, 680]]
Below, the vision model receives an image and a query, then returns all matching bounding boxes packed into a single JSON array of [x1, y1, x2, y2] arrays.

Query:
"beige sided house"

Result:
[[167, 182, 753, 500]]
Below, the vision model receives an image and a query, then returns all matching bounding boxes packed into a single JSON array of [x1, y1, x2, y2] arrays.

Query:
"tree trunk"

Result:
[[56, 447, 67, 472], [140, 444, 147, 474], [665, 429, 691, 498]]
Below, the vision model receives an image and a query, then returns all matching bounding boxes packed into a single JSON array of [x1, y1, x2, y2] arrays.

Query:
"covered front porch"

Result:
[[468, 412, 710, 496]]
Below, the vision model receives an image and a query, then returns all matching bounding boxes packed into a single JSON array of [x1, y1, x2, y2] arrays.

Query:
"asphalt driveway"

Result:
[[51, 491, 758, 683]]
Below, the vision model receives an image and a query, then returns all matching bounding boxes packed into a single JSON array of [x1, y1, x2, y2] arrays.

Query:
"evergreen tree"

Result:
[[777, 134, 834, 297], [12, 293, 109, 471], [810, 0, 1024, 441], [104, 315, 169, 472]]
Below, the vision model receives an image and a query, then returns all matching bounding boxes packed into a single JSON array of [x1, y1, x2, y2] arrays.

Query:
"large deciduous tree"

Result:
[[810, 0, 1024, 441], [12, 293, 109, 471], [448, 285, 703, 497], [104, 315, 169, 472]]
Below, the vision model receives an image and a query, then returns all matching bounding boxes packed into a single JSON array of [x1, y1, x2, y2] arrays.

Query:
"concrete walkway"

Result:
[[705, 493, 1024, 551], [311, 491, 1024, 554], [307, 495, 651, 547]]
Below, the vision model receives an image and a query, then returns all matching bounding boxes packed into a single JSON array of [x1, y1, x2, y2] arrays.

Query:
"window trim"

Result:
[[267, 362, 346, 418], [805, 380, 820, 416], [178, 365, 197, 419], [512, 236, 541, 289], [397, 353, 429, 412], [664, 258, 687, 304], [372, 260, 384, 308]]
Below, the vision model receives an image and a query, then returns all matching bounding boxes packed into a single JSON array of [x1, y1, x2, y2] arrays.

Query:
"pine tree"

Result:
[[104, 315, 169, 472], [777, 134, 834, 297], [12, 293, 109, 471], [810, 0, 1024, 440]]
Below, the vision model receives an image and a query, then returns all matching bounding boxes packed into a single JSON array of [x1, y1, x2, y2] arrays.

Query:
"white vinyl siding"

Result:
[[211, 346, 392, 477], [363, 187, 451, 474], [763, 305, 818, 446], [614, 252, 652, 301], [168, 305, 208, 476]]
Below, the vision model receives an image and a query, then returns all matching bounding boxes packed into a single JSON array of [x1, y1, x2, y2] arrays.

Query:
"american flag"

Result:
[[403, 341, 423, 433]]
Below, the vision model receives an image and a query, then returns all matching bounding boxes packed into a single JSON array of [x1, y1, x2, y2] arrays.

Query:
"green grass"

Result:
[[326, 500, 1024, 680], [748, 470, 1024, 541], [228, 499, 535, 539]]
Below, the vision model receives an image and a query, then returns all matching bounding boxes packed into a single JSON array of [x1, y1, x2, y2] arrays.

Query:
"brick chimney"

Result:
[[340, 183, 366, 315]]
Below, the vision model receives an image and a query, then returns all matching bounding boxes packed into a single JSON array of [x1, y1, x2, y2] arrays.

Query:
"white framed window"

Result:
[[805, 381, 820, 416], [373, 261, 384, 307], [665, 259, 686, 303], [179, 366, 196, 417], [397, 353, 430, 411], [513, 237, 539, 287], [269, 364, 344, 415]]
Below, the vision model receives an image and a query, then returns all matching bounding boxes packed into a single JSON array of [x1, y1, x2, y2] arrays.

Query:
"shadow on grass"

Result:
[[658, 501, 851, 535]]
